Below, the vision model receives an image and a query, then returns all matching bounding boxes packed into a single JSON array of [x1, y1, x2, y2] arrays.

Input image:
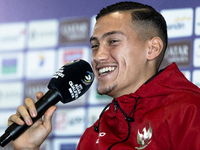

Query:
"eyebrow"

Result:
[[90, 31, 125, 42]]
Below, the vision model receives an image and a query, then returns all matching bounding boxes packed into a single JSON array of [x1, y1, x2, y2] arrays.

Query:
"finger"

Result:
[[42, 106, 57, 132], [16, 105, 33, 126], [24, 98, 37, 118], [8, 114, 24, 126], [36, 92, 43, 102]]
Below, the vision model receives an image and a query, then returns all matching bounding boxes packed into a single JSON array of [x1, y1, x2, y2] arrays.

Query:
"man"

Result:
[[8, 1, 200, 150]]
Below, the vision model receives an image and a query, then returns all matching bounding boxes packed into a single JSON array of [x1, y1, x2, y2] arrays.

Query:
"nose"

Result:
[[93, 44, 109, 63]]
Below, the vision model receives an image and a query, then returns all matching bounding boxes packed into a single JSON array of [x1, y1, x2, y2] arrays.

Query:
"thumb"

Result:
[[42, 106, 57, 131]]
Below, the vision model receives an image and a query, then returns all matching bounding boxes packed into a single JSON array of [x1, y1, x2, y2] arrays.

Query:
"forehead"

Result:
[[93, 11, 133, 36]]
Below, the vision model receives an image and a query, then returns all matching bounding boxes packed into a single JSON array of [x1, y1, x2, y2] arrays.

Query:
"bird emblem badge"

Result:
[[135, 123, 153, 149]]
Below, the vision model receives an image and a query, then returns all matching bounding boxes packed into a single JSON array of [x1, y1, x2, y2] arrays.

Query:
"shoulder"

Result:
[[165, 90, 200, 106], [163, 91, 200, 121], [79, 120, 99, 140]]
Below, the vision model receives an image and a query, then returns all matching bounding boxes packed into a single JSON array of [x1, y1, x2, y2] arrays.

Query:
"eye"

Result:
[[91, 44, 99, 49], [108, 39, 120, 46], [110, 40, 118, 44]]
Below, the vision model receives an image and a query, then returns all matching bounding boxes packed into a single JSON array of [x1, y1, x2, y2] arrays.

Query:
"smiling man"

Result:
[[90, 10, 164, 98], [7, 1, 200, 150]]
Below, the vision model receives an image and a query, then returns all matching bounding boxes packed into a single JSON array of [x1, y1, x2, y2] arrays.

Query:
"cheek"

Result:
[[121, 52, 141, 76]]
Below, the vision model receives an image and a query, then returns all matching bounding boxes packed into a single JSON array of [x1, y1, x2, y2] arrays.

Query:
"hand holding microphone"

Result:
[[0, 59, 94, 148]]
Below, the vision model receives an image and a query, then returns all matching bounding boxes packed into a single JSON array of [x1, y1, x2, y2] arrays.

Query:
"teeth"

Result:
[[99, 67, 115, 75]]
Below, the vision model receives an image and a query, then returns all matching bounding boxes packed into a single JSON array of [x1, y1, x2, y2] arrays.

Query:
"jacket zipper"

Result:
[[114, 102, 118, 113]]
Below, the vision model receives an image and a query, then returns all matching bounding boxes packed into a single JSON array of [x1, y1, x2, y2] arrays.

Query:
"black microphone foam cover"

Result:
[[48, 59, 94, 103]]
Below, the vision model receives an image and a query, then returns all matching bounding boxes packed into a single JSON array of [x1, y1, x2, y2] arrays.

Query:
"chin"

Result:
[[97, 84, 117, 97], [97, 88, 107, 95]]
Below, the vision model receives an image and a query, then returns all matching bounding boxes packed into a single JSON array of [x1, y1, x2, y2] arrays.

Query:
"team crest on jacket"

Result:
[[135, 123, 152, 149]]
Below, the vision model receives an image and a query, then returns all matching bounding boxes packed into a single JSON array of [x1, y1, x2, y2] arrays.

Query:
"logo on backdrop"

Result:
[[54, 108, 85, 136], [25, 80, 49, 99], [27, 19, 58, 48], [59, 18, 90, 44], [1, 58, 17, 74], [195, 7, 200, 35], [0, 22, 26, 51], [25, 50, 56, 79], [161, 41, 191, 68], [161, 8, 193, 38], [192, 70, 200, 88], [0, 82, 23, 108], [0, 52, 24, 79], [63, 50, 83, 64], [58, 47, 89, 67], [193, 38, 200, 67]]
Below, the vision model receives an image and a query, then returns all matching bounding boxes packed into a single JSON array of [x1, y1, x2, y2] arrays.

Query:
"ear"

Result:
[[147, 37, 163, 60]]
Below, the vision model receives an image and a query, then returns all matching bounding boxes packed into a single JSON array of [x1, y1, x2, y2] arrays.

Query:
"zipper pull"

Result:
[[114, 100, 118, 113]]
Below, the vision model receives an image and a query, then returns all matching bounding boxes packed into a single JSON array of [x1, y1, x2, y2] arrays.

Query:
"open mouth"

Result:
[[98, 66, 115, 76]]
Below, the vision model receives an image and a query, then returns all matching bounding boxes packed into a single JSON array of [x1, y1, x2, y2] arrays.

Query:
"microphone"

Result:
[[0, 59, 94, 147]]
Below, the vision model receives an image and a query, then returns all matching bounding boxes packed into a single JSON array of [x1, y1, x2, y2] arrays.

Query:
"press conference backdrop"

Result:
[[0, 0, 199, 149]]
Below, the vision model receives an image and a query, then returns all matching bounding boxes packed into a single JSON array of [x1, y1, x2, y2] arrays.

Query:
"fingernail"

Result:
[[32, 111, 37, 117], [19, 120, 24, 125], [27, 118, 32, 125]]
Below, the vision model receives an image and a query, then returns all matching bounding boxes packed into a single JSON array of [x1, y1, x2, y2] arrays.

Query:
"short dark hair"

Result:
[[96, 1, 168, 67]]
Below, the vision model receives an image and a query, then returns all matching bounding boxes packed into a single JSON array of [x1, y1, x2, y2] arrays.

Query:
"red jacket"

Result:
[[77, 63, 200, 150]]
